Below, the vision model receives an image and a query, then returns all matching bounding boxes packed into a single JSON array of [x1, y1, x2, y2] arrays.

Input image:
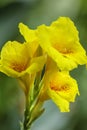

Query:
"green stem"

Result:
[[21, 76, 44, 130], [24, 108, 30, 130], [23, 96, 31, 130]]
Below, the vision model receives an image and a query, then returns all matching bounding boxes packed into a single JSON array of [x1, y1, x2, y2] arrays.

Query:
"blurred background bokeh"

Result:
[[0, 0, 87, 130]]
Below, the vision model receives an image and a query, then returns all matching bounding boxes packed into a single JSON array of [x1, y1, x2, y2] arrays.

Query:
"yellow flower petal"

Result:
[[19, 23, 39, 57], [19, 23, 37, 43], [46, 45, 77, 70], [49, 90, 70, 112], [37, 17, 87, 70], [45, 70, 79, 112], [27, 55, 46, 74]]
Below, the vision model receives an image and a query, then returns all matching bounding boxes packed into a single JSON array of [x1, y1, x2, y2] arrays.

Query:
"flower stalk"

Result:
[[23, 100, 31, 130], [23, 94, 32, 130], [21, 74, 44, 130]]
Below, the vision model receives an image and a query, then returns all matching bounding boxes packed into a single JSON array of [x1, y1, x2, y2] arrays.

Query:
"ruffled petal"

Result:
[[19, 23, 39, 57]]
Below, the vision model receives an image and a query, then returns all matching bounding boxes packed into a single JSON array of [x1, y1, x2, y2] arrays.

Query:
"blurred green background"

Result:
[[0, 0, 87, 130]]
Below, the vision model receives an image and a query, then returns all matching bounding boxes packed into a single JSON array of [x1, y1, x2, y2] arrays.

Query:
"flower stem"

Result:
[[23, 108, 30, 130], [23, 96, 31, 130]]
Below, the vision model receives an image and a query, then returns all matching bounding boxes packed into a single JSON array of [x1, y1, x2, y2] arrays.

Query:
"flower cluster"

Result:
[[0, 17, 87, 115]]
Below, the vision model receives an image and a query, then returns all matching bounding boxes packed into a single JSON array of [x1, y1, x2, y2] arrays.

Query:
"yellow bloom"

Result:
[[37, 17, 87, 71], [0, 41, 46, 77], [44, 70, 79, 112]]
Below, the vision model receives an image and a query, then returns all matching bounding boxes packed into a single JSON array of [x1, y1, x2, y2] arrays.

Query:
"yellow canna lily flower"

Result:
[[37, 17, 87, 71], [0, 41, 46, 77], [44, 70, 79, 112]]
